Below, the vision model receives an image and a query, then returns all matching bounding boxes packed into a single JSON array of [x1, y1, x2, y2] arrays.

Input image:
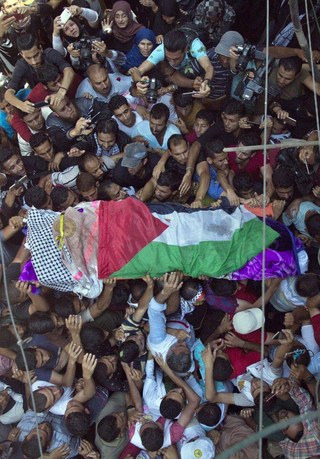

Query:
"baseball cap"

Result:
[[215, 31, 244, 57], [121, 143, 147, 168], [181, 437, 215, 459], [232, 308, 264, 334]]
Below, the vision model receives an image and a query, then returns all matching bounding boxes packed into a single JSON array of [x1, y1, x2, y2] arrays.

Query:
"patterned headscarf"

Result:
[[193, 0, 235, 41], [180, 284, 205, 318]]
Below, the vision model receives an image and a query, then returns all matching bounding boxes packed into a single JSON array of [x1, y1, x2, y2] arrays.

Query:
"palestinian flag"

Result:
[[97, 198, 279, 279]]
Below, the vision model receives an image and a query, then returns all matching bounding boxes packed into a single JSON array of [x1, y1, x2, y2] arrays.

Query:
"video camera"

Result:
[[73, 37, 102, 72], [234, 56, 282, 113], [235, 43, 266, 72], [141, 78, 161, 104]]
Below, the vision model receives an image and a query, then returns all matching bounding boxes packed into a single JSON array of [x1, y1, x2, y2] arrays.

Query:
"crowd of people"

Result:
[[0, 0, 320, 457]]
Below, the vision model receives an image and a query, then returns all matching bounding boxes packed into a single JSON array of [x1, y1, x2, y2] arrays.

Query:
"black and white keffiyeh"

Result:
[[26, 208, 77, 292]]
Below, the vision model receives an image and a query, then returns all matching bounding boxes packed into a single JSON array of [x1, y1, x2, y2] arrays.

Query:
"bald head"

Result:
[[87, 64, 111, 97]]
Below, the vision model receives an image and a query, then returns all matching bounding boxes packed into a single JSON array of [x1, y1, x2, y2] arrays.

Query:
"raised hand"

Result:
[[82, 353, 98, 378]]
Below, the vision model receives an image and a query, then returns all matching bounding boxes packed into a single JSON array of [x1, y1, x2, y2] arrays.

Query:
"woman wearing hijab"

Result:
[[103, 0, 145, 53], [122, 28, 156, 73], [193, 0, 235, 46], [152, 0, 184, 43]]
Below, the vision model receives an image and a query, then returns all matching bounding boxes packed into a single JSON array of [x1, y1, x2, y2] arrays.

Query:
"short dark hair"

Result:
[[0, 86, 6, 103], [195, 109, 215, 124], [285, 344, 310, 367], [53, 294, 75, 318], [0, 327, 17, 347], [25, 186, 48, 209], [94, 361, 110, 386], [37, 63, 59, 85], [296, 274, 320, 296], [212, 357, 233, 381], [0, 148, 16, 171], [166, 349, 191, 372], [51, 186, 69, 208], [65, 411, 90, 436], [279, 56, 302, 75], [140, 425, 164, 451], [98, 179, 115, 201], [150, 103, 169, 122], [157, 170, 182, 191], [97, 414, 120, 441], [76, 172, 96, 193], [80, 323, 105, 352], [273, 166, 295, 189], [180, 277, 200, 300], [97, 117, 119, 135], [28, 311, 55, 334], [172, 88, 193, 107], [30, 132, 50, 151], [118, 340, 139, 363], [197, 402, 221, 426], [238, 131, 261, 147], [233, 171, 254, 193], [205, 139, 225, 159], [30, 391, 48, 412], [164, 30, 187, 53], [168, 134, 186, 151], [222, 98, 245, 117], [160, 397, 182, 419], [22, 436, 42, 458], [306, 213, 320, 238], [109, 94, 128, 113], [210, 278, 237, 296], [78, 153, 98, 173], [15, 348, 37, 371], [199, 310, 225, 343], [17, 33, 38, 52]]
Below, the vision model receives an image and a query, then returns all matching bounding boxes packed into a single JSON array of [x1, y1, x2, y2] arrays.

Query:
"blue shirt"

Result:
[[0, 88, 30, 138], [132, 121, 180, 150]]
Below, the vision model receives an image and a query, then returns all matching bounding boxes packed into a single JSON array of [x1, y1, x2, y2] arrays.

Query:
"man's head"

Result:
[[51, 186, 79, 210], [121, 142, 148, 176], [22, 422, 53, 457], [168, 134, 189, 166], [212, 352, 233, 381], [274, 409, 304, 442], [30, 133, 55, 162], [205, 139, 228, 171], [17, 107, 45, 132], [80, 323, 107, 353], [87, 64, 111, 97], [196, 402, 222, 429], [28, 311, 64, 334], [172, 89, 194, 117], [76, 172, 99, 201], [16, 347, 52, 370], [140, 419, 164, 451], [0, 87, 14, 115], [25, 185, 52, 210], [37, 63, 62, 93], [296, 273, 320, 297], [277, 57, 302, 88], [95, 354, 118, 384], [78, 153, 105, 181], [96, 118, 118, 152], [98, 179, 128, 201], [194, 109, 215, 138], [0, 148, 26, 177], [17, 34, 43, 69], [273, 166, 295, 202], [65, 399, 90, 436], [215, 31, 244, 68], [250, 377, 271, 406], [163, 30, 187, 68], [49, 96, 80, 124], [160, 387, 185, 419], [31, 385, 64, 412], [150, 103, 169, 136], [166, 341, 191, 373], [306, 213, 320, 243], [235, 131, 261, 164], [154, 170, 182, 201], [109, 95, 134, 127], [0, 388, 10, 415], [221, 99, 244, 135], [233, 171, 254, 199], [97, 411, 127, 442]]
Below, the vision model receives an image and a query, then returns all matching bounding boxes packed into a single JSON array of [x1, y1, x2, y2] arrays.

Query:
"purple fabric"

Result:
[[19, 259, 40, 294]]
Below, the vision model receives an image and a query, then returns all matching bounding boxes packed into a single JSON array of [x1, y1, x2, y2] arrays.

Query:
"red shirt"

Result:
[[228, 150, 270, 182], [225, 347, 261, 378], [311, 313, 320, 346]]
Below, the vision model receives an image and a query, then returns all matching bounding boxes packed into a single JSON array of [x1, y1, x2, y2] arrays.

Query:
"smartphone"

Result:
[[272, 330, 286, 340], [4, 13, 24, 20], [183, 91, 200, 96], [60, 9, 72, 25], [33, 101, 49, 109], [284, 116, 297, 127], [9, 175, 28, 191], [247, 121, 261, 126]]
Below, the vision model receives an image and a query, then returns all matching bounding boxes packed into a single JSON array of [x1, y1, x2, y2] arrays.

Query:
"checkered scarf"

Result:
[[26, 208, 77, 292]]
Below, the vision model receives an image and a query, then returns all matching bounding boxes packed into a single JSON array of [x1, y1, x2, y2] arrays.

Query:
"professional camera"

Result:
[[234, 56, 282, 113], [235, 43, 266, 72], [276, 147, 317, 195], [73, 37, 101, 71], [141, 78, 161, 104]]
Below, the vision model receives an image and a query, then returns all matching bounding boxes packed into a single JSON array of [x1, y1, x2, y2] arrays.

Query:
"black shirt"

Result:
[[198, 120, 240, 162], [112, 152, 160, 189]]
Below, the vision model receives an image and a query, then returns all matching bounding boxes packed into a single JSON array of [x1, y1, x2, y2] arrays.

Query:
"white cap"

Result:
[[232, 308, 265, 334], [180, 437, 215, 459]]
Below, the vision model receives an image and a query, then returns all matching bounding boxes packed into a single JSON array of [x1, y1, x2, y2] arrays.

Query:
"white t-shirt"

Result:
[[112, 111, 143, 136], [32, 381, 74, 415]]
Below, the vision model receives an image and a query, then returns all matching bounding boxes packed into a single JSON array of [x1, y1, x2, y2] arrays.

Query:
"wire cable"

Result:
[[0, 234, 43, 458]]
